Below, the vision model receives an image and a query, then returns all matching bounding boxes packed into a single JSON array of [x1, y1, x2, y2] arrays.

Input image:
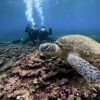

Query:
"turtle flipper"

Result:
[[67, 53, 100, 83]]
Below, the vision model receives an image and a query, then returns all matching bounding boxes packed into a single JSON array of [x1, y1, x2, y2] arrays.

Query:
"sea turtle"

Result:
[[39, 35, 100, 83]]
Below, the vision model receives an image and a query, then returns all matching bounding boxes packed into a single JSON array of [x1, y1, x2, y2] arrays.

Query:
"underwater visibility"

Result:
[[0, 0, 100, 99]]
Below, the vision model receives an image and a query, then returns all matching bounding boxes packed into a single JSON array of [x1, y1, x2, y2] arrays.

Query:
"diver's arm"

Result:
[[49, 28, 52, 35]]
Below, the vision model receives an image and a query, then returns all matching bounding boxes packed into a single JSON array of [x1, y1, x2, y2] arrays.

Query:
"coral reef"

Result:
[[0, 43, 36, 72], [0, 46, 100, 99]]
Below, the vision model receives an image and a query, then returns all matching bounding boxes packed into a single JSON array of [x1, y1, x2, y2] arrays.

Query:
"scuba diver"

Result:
[[39, 26, 53, 43], [24, 24, 39, 44], [12, 24, 53, 45]]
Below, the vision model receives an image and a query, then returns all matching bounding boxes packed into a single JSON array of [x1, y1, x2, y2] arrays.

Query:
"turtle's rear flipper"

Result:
[[67, 53, 100, 83]]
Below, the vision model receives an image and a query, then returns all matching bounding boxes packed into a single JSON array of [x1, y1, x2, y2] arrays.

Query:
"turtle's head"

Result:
[[39, 43, 61, 57]]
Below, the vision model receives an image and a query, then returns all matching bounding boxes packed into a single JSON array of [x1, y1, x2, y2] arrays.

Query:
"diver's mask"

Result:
[[32, 25, 38, 30], [41, 27, 46, 32]]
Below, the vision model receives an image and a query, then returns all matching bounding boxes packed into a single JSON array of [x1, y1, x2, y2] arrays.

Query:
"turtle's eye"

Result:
[[44, 45, 55, 53], [44, 45, 50, 50]]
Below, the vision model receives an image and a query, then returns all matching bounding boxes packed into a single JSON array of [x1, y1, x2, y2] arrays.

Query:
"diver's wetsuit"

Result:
[[39, 29, 53, 42], [30, 29, 39, 43], [24, 25, 39, 44], [39, 30, 48, 41]]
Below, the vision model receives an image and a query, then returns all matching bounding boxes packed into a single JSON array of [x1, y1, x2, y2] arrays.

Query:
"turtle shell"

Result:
[[55, 35, 100, 57]]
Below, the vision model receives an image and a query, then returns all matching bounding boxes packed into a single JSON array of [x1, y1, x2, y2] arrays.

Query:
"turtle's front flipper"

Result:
[[67, 53, 100, 83]]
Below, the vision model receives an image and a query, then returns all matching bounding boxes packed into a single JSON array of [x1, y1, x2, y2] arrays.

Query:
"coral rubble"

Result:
[[0, 44, 100, 100]]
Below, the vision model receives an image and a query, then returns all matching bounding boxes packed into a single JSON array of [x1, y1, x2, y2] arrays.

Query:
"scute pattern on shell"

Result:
[[56, 35, 100, 56]]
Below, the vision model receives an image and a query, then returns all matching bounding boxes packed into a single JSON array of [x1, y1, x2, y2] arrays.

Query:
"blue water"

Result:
[[0, 0, 100, 42]]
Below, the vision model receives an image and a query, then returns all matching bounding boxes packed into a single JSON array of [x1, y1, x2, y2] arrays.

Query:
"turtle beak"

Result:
[[39, 44, 45, 53]]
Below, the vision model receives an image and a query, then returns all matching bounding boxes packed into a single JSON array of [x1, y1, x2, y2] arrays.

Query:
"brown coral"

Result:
[[0, 49, 100, 100]]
